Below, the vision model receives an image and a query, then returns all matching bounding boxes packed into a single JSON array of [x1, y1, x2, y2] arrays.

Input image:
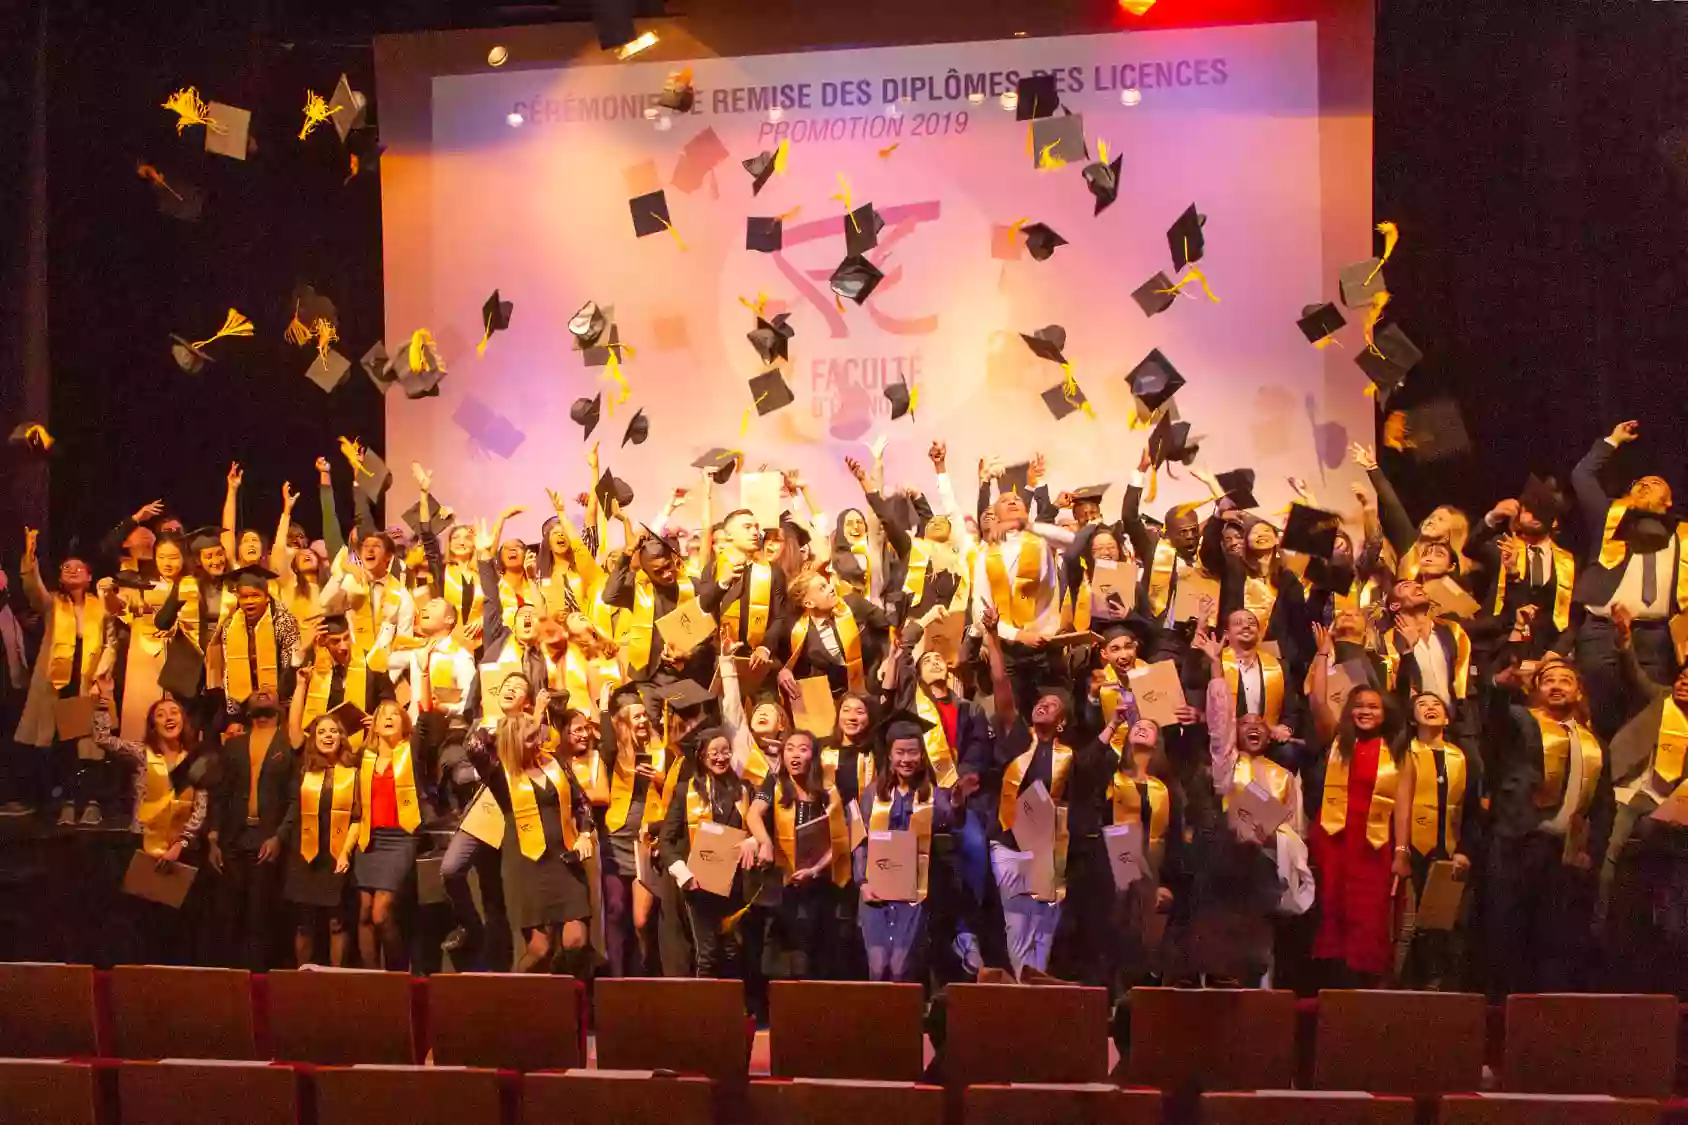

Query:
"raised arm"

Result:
[[980, 606, 1018, 732], [316, 457, 345, 561], [1573, 422, 1632, 548], [220, 462, 242, 560], [1309, 622, 1340, 747], [19, 528, 51, 616], [1353, 443, 1416, 556]]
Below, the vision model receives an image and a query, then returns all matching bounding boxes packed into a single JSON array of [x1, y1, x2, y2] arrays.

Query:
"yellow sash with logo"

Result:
[[1320, 742, 1399, 848], [1599, 504, 1688, 613], [716, 557, 773, 649], [299, 765, 357, 862], [606, 739, 667, 832], [356, 740, 421, 846], [1111, 772, 1169, 870], [1243, 574, 1277, 630], [509, 756, 576, 860], [443, 562, 483, 630], [1231, 753, 1293, 808], [1146, 540, 1180, 616], [1408, 740, 1466, 856], [1382, 623, 1471, 700], [912, 691, 960, 787], [683, 779, 751, 850], [868, 790, 935, 901], [137, 748, 194, 858], [304, 643, 367, 728], [626, 573, 696, 669], [1652, 699, 1688, 790], [985, 533, 1044, 629], [1223, 649, 1285, 726], [997, 743, 1074, 832], [1098, 665, 1130, 751], [789, 606, 864, 693], [819, 744, 873, 795], [903, 538, 932, 604], [773, 790, 851, 886], [48, 594, 105, 693], [223, 605, 279, 703], [1531, 712, 1602, 813], [1492, 541, 1575, 632], [741, 743, 774, 788]]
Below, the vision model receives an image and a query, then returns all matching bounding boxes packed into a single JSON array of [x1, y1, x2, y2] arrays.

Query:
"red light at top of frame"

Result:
[[1118, 0, 1157, 14]]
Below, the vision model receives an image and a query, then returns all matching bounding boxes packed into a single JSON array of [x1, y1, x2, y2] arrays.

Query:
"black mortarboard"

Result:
[[352, 448, 392, 505], [594, 468, 634, 512], [844, 203, 884, 257], [480, 290, 513, 341], [1519, 474, 1567, 523], [747, 369, 795, 415], [1015, 72, 1060, 120], [742, 148, 780, 195], [1070, 483, 1109, 504], [1384, 398, 1469, 462], [361, 341, 398, 393], [747, 314, 795, 364], [159, 633, 204, 699], [877, 707, 937, 745], [304, 349, 352, 394], [1126, 348, 1186, 412], [653, 678, 714, 712], [1131, 273, 1177, 318], [186, 526, 221, 554], [570, 394, 603, 439], [884, 380, 913, 421], [1167, 204, 1206, 271], [1297, 302, 1346, 344], [638, 526, 678, 559], [746, 216, 782, 253], [230, 563, 279, 591], [1041, 380, 1089, 421], [1021, 222, 1067, 261], [830, 256, 883, 304], [622, 408, 649, 447], [1147, 414, 1198, 468], [169, 335, 213, 374], [1082, 154, 1123, 214], [1612, 507, 1682, 547], [692, 448, 740, 485], [1339, 259, 1387, 308], [1215, 468, 1258, 509], [1100, 613, 1160, 650], [292, 283, 338, 330], [113, 570, 152, 591], [999, 462, 1031, 498], [398, 362, 446, 400], [1020, 324, 1068, 366], [1282, 504, 1343, 560], [1353, 322, 1424, 398], [569, 302, 607, 349], [401, 495, 453, 534], [629, 189, 673, 238], [1030, 114, 1087, 169], [657, 70, 694, 113]]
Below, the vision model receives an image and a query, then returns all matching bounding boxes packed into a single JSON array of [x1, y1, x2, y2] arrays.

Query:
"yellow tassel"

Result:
[[344, 153, 360, 185], [313, 318, 338, 363], [476, 311, 492, 357], [20, 424, 53, 451], [878, 142, 899, 159], [338, 436, 371, 478], [908, 384, 919, 417], [1382, 410, 1411, 451], [190, 308, 253, 350], [738, 292, 769, 319], [1146, 466, 1158, 504], [772, 138, 790, 175], [650, 211, 687, 251], [1363, 383, 1378, 398], [1313, 336, 1343, 350], [161, 87, 226, 135], [1061, 364, 1078, 399], [1097, 139, 1110, 164], [408, 329, 436, 374], [830, 173, 856, 229], [283, 304, 311, 347], [774, 204, 802, 222], [1362, 291, 1390, 356], [135, 162, 182, 200], [1365, 221, 1398, 285], [1156, 266, 1219, 303], [605, 351, 631, 414], [298, 90, 341, 141], [1037, 141, 1066, 170]]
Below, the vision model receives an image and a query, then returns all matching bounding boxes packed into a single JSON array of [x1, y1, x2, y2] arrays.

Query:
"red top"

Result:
[[934, 697, 959, 749], [369, 763, 399, 829]]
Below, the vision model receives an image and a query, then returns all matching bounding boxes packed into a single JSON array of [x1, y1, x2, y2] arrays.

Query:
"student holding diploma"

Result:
[[277, 712, 360, 967], [747, 729, 849, 979], [659, 726, 758, 979]]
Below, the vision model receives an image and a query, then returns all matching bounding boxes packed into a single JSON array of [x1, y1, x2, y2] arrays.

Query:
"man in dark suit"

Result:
[[208, 689, 294, 970]]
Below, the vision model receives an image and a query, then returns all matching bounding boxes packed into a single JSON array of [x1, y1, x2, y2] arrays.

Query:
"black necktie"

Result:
[[1529, 547, 1544, 588], [1642, 550, 1659, 607]]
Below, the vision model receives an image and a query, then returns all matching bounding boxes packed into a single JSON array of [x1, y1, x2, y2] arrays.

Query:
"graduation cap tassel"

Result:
[[830, 174, 857, 230], [408, 329, 436, 374], [284, 303, 311, 347], [651, 212, 688, 251], [476, 311, 493, 358], [338, 436, 372, 479], [1156, 266, 1220, 303], [298, 90, 341, 141], [775, 205, 802, 222], [190, 308, 253, 350], [878, 142, 899, 159], [313, 319, 338, 364], [1037, 140, 1066, 171], [772, 138, 790, 175], [1365, 221, 1398, 286], [1146, 466, 1158, 504], [1362, 291, 1390, 357], [135, 162, 181, 200], [738, 292, 770, 319], [162, 87, 225, 134]]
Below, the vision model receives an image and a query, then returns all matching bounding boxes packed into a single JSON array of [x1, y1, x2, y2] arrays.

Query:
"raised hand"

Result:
[[928, 441, 947, 471], [131, 499, 165, 524], [411, 462, 432, 492], [1610, 420, 1640, 446], [1191, 626, 1221, 662], [315, 456, 332, 484], [1054, 491, 1074, 510], [844, 456, 867, 486], [473, 519, 494, 556], [1487, 498, 1520, 525], [1028, 452, 1046, 488], [1312, 621, 1334, 657], [281, 482, 299, 511], [498, 506, 525, 523], [1348, 442, 1378, 472], [1349, 482, 1373, 511], [22, 527, 38, 566], [226, 462, 244, 489]]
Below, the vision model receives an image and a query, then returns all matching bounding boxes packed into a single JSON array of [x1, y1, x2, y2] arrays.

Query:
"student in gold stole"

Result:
[[278, 713, 361, 967]]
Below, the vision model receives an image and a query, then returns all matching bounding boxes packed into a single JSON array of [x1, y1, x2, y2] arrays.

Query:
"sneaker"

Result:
[[78, 802, 103, 827], [441, 926, 468, 953], [0, 801, 33, 817], [56, 803, 76, 827]]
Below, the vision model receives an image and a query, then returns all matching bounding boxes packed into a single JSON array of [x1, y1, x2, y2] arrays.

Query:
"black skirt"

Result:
[[501, 787, 591, 930], [283, 849, 348, 908], [354, 827, 420, 892]]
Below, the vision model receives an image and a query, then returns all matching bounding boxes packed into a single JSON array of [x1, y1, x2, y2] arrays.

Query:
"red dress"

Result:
[[1309, 737, 1394, 975]]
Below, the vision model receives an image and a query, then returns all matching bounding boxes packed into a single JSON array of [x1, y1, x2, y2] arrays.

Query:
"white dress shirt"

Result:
[[971, 528, 1061, 643], [401, 635, 476, 722], [1412, 630, 1453, 707]]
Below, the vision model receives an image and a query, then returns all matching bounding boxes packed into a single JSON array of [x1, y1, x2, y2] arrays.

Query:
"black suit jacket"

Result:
[[1484, 693, 1615, 862], [1570, 437, 1679, 608], [216, 728, 296, 841], [696, 557, 792, 661]]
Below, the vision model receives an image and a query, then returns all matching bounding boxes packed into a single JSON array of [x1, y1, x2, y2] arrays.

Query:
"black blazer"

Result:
[[1570, 437, 1681, 608], [1483, 693, 1615, 862], [216, 728, 297, 841]]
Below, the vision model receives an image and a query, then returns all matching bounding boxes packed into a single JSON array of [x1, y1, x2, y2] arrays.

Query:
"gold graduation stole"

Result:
[[1492, 540, 1575, 632], [299, 765, 357, 862], [571, 749, 606, 800], [223, 605, 279, 703], [789, 605, 865, 693], [350, 575, 391, 656], [1319, 742, 1399, 849], [820, 744, 874, 794], [303, 642, 367, 728], [903, 537, 932, 604], [1111, 772, 1169, 871], [868, 790, 935, 901], [1599, 502, 1688, 611], [175, 576, 204, 647], [357, 740, 422, 846], [716, 556, 773, 649], [683, 777, 751, 850], [985, 532, 1044, 629], [997, 742, 1074, 833], [1382, 622, 1472, 700], [1070, 563, 1092, 633], [1230, 753, 1293, 808], [1652, 699, 1688, 790], [497, 573, 543, 632], [1530, 711, 1602, 812], [1147, 540, 1180, 616], [741, 743, 773, 788], [1243, 574, 1277, 630], [1098, 665, 1129, 751], [509, 756, 577, 860], [1408, 740, 1467, 856], [137, 748, 194, 858], [911, 690, 960, 787], [606, 738, 668, 832], [1223, 649, 1285, 726], [848, 540, 873, 593], [562, 648, 601, 714], [772, 790, 851, 886], [443, 562, 484, 630], [626, 572, 696, 669], [48, 593, 104, 692]]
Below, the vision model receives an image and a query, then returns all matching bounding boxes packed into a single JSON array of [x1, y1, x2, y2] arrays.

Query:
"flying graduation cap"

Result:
[[742, 141, 789, 195], [1020, 324, 1068, 366], [747, 314, 795, 365], [1131, 273, 1177, 318], [1082, 149, 1123, 214], [622, 408, 649, 447], [1167, 204, 1206, 272], [477, 290, 513, 356], [570, 394, 603, 439], [885, 379, 915, 421], [1021, 222, 1067, 261], [1297, 302, 1346, 346], [1015, 73, 1060, 120], [569, 301, 608, 349], [844, 203, 884, 257], [746, 216, 782, 253], [1125, 348, 1186, 414], [830, 256, 883, 305]]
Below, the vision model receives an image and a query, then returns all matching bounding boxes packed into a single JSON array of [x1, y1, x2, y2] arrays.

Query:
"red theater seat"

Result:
[[1313, 989, 1485, 1094], [1202, 1091, 1417, 1125], [962, 1083, 1161, 1125], [943, 983, 1110, 1094], [105, 966, 256, 1060], [117, 1059, 297, 1125], [0, 1058, 98, 1125], [593, 978, 750, 1089], [430, 973, 583, 1072], [265, 968, 415, 1064], [524, 1069, 714, 1125], [1123, 987, 1296, 1091], [1501, 994, 1677, 1097], [768, 981, 924, 1080], [0, 963, 99, 1058], [749, 1077, 946, 1125], [313, 1064, 502, 1125], [1438, 1092, 1663, 1125]]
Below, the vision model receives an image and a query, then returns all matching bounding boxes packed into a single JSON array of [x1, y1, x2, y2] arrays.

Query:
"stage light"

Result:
[[967, 91, 985, 104], [886, 101, 901, 119], [1000, 90, 1019, 112], [768, 106, 784, 123], [616, 31, 658, 60], [1121, 87, 1142, 106], [506, 110, 524, 127], [1118, 0, 1156, 13], [654, 114, 672, 131], [488, 45, 508, 67], [643, 105, 660, 119]]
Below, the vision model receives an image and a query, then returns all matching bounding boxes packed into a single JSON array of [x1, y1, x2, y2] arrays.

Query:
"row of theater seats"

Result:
[[0, 1059, 1674, 1125]]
